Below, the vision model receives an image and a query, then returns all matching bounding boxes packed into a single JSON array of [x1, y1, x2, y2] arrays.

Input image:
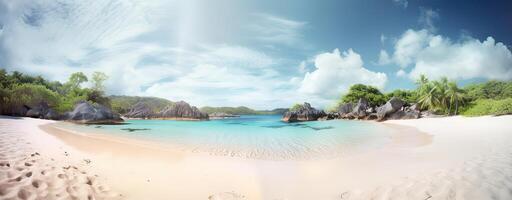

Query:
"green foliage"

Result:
[[462, 98, 512, 116], [341, 84, 387, 107], [289, 104, 302, 112], [110, 95, 173, 114], [91, 72, 108, 91], [64, 72, 88, 93], [464, 80, 512, 100], [2, 83, 61, 115], [0, 70, 112, 115], [386, 89, 417, 103], [414, 76, 468, 115]]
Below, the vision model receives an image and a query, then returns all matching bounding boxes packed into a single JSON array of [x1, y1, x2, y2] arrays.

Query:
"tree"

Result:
[[341, 84, 386, 107], [66, 72, 88, 90], [446, 81, 465, 115], [91, 71, 108, 92], [386, 89, 417, 103]]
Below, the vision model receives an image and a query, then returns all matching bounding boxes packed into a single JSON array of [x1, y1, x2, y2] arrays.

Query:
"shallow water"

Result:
[[55, 115, 395, 160]]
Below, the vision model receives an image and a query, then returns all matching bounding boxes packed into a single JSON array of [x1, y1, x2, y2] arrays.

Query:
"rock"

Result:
[[409, 103, 420, 111], [337, 103, 354, 118], [376, 97, 405, 121], [26, 102, 60, 120], [210, 112, 240, 119], [44, 109, 60, 120], [66, 101, 123, 124], [282, 102, 326, 122], [124, 102, 155, 119], [351, 98, 369, 119], [387, 110, 420, 120], [365, 113, 378, 120], [158, 101, 209, 120]]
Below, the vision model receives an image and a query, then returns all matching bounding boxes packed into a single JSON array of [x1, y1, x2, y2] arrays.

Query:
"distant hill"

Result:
[[200, 106, 288, 115], [110, 95, 174, 114]]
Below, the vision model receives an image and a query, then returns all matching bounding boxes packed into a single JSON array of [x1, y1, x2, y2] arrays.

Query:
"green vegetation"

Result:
[[341, 84, 387, 107], [335, 75, 512, 117], [110, 95, 174, 114], [462, 98, 512, 116], [289, 104, 302, 112], [0, 69, 111, 115], [200, 106, 287, 115]]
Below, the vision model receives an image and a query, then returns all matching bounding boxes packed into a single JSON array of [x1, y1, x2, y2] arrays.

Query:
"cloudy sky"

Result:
[[1, 0, 511, 109]]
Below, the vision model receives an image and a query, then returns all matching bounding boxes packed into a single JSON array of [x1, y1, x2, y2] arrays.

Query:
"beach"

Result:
[[1, 115, 511, 200]]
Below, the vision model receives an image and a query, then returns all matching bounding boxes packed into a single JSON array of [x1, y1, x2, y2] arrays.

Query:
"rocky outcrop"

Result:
[[210, 112, 240, 119], [157, 101, 209, 120], [351, 98, 370, 119], [337, 103, 354, 118], [26, 102, 60, 120], [124, 102, 155, 119], [376, 97, 405, 121], [282, 102, 326, 122], [66, 101, 123, 124]]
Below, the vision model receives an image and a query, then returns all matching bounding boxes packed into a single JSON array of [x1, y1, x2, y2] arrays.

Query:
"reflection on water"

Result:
[[55, 115, 393, 160]]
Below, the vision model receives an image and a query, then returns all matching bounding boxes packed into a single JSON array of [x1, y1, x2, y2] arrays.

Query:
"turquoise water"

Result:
[[56, 115, 394, 160]]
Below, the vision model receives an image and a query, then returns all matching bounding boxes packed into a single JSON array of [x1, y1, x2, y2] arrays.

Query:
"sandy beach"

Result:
[[1, 115, 512, 200]]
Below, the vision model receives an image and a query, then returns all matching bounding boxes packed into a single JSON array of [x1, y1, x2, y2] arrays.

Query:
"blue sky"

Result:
[[0, 0, 511, 109]]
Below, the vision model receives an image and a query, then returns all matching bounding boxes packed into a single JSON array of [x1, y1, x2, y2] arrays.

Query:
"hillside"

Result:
[[200, 106, 288, 115], [110, 95, 174, 114]]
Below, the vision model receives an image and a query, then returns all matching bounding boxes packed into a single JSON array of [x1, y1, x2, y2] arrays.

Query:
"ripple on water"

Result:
[[55, 115, 393, 160]]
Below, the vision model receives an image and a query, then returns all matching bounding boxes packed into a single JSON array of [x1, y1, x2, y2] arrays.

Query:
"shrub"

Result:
[[462, 98, 512, 116], [340, 84, 387, 107], [289, 104, 302, 112]]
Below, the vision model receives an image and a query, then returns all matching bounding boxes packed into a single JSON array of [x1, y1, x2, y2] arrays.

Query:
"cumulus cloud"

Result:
[[380, 29, 512, 81], [299, 49, 387, 99]]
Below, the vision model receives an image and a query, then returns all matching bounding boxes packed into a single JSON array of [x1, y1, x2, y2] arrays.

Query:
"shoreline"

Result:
[[1, 115, 512, 199]]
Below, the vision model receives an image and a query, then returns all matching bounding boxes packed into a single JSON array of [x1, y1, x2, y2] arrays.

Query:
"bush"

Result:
[[289, 104, 302, 112], [340, 84, 387, 107], [462, 98, 512, 116], [3, 84, 61, 115]]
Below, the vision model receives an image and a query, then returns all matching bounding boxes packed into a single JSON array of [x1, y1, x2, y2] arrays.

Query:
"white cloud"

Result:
[[419, 8, 439, 32], [298, 61, 307, 73], [247, 13, 307, 46], [299, 49, 387, 99], [396, 69, 406, 77], [384, 29, 512, 81], [392, 0, 408, 8], [0, 1, 312, 109], [378, 49, 391, 65]]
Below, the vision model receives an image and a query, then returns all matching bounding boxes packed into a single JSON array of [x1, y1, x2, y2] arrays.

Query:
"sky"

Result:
[[0, 0, 511, 109]]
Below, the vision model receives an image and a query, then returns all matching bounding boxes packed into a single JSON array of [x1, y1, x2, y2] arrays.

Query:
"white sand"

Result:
[[1, 115, 511, 200]]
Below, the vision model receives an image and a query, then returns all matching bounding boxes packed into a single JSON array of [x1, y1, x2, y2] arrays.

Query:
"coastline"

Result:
[[1, 115, 512, 199]]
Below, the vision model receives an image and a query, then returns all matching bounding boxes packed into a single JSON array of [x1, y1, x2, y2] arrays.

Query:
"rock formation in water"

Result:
[[124, 102, 155, 119], [282, 102, 326, 122], [157, 101, 209, 120], [66, 101, 123, 124]]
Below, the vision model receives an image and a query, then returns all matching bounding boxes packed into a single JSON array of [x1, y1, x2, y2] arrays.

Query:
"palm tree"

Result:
[[432, 77, 449, 112], [418, 82, 438, 110], [446, 81, 465, 115]]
